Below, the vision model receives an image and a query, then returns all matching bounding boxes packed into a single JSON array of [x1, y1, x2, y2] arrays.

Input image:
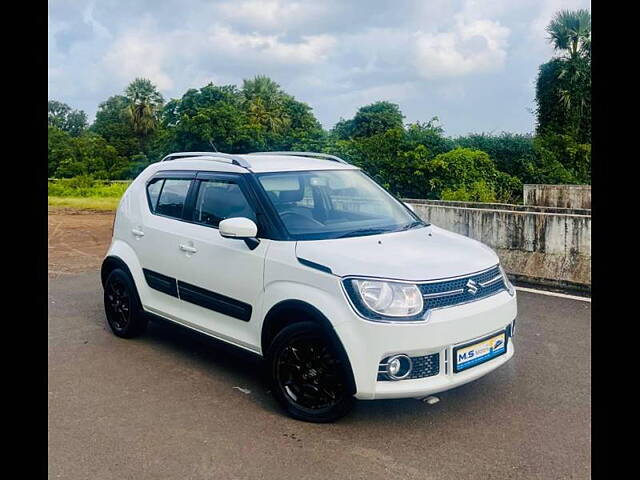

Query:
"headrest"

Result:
[[279, 188, 304, 203]]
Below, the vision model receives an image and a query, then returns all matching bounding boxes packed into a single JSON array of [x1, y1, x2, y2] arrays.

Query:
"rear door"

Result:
[[135, 170, 197, 318], [169, 172, 270, 352]]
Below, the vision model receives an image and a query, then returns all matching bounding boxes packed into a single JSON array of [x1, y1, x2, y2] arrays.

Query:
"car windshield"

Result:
[[257, 169, 426, 240]]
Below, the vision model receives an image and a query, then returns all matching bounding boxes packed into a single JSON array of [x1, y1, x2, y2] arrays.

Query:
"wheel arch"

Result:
[[101, 255, 135, 287], [101, 255, 144, 310], [261, 299, 356, 395]]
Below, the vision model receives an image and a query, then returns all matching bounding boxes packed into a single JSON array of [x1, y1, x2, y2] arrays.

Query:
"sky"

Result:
[[48, 0, 590, 137]]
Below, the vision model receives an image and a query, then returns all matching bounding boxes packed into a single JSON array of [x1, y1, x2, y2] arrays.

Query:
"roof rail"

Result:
[[248, 151, 349, 165], [161, 152, 251, 169]]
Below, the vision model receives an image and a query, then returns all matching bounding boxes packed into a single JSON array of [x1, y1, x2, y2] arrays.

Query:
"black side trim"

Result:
[[143, 269, 178, 298], [177, 280, 252, 322], [297, 257, 333, 274]]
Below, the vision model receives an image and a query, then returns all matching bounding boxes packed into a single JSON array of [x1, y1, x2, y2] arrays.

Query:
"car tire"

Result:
[[266, 321, 355, 423], [104, 268, 148, 338]]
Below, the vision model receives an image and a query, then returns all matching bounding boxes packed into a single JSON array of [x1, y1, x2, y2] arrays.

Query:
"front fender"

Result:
[[262, 278, 353, 332]]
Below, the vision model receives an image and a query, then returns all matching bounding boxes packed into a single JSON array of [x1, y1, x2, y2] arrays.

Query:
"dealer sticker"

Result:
[[454, 332, 507, 372]]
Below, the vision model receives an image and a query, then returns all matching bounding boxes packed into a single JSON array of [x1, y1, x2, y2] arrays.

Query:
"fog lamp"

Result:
[[385, 354, 413, 380]]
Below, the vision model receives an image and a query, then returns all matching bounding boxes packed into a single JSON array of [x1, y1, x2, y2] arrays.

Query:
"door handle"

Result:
[[179, 244, 198, 254], [131, 228, 145, 238]]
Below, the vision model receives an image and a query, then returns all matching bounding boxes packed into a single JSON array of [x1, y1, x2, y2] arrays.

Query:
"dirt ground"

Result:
[[48, 208, 115, 278]]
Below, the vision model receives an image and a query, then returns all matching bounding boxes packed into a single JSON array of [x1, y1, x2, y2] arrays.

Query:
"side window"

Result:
[[194, 179, 256, 227], [155, 179, 191, 219], [146, 178, 165, 212]]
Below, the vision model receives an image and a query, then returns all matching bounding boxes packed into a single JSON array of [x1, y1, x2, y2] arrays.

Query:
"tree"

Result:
[[48, 126, 129, 179], [405, 118, 454, 157], [242, 75, 290, 135], [546, 9, 591, 59], [425, 148, 521, 202], [91, 95, 139, 159], [124, 78, 165, 143], [160, 83, 261, 153], [48, 126, 74, 177], [454, 132, 536, 181], [536, 9, 591, 143], [333, 101, 405, 139], [48, 100, 88, 137]]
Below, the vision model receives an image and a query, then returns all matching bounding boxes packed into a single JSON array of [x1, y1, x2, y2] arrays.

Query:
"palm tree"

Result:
[[124, 78, 164, 140], [545, 9, 591, 138], [546, 9, 591, 60], [242, 75, 290, 134]]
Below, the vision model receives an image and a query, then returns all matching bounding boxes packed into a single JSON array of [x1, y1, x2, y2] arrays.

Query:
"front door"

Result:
[[170, 172, 270, 352]]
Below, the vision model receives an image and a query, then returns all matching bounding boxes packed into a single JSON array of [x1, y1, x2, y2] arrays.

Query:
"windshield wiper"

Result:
[[336, 227, 396, 239], [400, 220, 427, 231]]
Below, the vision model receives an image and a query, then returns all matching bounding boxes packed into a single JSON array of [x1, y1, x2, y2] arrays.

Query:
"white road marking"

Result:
[[515, 286, 590, 302]]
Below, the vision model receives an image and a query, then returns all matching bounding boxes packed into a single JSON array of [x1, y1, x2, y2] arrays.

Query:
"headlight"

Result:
[[344, 278, 424, 320], [499, 264, 516, 296]]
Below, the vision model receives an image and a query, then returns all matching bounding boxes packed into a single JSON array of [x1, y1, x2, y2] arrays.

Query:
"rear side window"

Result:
[[152, 178, 191, 219], [147, 178, 164, 211], [193, 179, 256, 227]]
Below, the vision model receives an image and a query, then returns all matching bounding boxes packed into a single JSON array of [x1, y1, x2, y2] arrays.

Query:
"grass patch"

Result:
[[48, 176, 129, 211], [48, 196, 121, 211], [48, 176, 130, 198]]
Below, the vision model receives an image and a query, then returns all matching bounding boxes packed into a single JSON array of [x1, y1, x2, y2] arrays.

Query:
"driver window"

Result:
[[193, 179, 256, 227]]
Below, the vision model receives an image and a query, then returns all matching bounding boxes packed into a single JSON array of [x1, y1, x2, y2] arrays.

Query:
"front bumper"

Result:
[[334, 290, 517, 400]]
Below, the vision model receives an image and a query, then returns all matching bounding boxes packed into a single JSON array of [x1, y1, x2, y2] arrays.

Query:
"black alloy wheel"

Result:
[[267, 321, 355, 422], [104, 269, 147, 338]]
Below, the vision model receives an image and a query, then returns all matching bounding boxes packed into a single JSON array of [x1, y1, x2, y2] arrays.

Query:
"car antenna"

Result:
[[208, 139, 218, 152]]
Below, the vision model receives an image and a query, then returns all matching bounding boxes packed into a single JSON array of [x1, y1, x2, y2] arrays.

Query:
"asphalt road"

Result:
[[48, 271, 590, 479]]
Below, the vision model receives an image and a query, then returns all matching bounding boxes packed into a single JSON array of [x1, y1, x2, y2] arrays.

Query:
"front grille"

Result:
[[419, 265, 506, 312], [378, 353, 440, 381]]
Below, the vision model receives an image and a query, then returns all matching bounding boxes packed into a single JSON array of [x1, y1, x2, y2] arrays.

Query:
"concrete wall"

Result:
[[523, 184, 591, 209], [405, 199, 591, 292]]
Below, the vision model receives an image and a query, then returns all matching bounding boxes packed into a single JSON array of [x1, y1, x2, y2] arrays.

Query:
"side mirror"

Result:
[[219, 217, 260, 250], [219, 217, 258, 238]]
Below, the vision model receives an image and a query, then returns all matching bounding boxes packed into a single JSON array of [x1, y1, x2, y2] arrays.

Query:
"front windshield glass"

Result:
[[257, 169, 426, 240]]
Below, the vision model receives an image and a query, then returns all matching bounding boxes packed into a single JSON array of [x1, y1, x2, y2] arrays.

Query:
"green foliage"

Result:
[[91, 95, 140, 159], [48, 126, 129, 179], [124, 78, 165, 139], [454, 132, 535, 181], [49, 46, 590, 199], [546, 9, 591, 58], [405, 118, 455, 157], [530, 133, 590, 184], [48, 176, 129, 198], [48, 100, 88, 137], [332, 101, 404, 139], [421, 148, 520, 202], [442, 181, 498, 203], [160, 78, 323, 154], [536, 9, 591, 144]]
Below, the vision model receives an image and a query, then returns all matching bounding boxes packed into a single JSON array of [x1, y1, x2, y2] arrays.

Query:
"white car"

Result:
[[102, 151, 517, 422]]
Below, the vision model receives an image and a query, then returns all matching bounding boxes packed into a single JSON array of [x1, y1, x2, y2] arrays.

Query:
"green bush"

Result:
[[48, 177, 130, 198], [441, 180, 498, 203]]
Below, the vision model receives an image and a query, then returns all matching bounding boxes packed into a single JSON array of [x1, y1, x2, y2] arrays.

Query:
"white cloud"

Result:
[[214, 0, 331, 30], [412, 17, 510, 79], [82, 2, 111, 39], [103, 30, 173, 90], [204, 26, 336, 64]]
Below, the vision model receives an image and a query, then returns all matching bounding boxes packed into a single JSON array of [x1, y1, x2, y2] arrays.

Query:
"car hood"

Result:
[[295, 225, 499, 281]]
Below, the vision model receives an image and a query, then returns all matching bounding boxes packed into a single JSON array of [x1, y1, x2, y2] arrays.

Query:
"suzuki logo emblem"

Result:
[[466, 279, 479, 295]]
